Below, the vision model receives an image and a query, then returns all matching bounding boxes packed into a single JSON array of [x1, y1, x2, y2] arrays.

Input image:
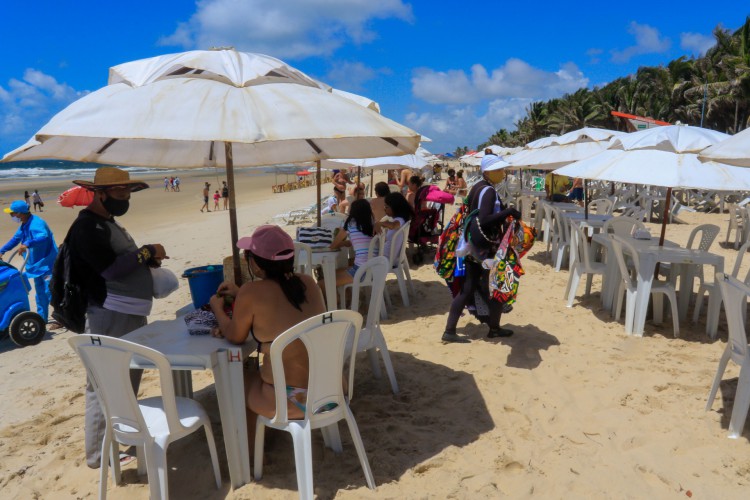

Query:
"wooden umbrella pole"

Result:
[[316, 159, 322, 227], [584, 179, 589, 219], [654, 186, 672, 279], [370, 169, 374, 197], [224, 142, 242, 286]]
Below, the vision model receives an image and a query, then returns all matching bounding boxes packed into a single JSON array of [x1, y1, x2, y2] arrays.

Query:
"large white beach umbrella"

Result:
[[505, 127, 625, 170], [2, 49, 421, 281], [555, 124, 735, 244], [699, 127, 750, 167]]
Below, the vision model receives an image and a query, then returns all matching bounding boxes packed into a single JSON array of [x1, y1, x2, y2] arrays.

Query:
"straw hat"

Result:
[[73, 167, 149, 192]]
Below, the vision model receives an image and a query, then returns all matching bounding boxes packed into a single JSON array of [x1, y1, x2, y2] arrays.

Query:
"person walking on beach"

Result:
[[441, 157, 520, 343], [174, 176, 181, 192], [201, 182, 211, 212], [64, 166, 167, 469], [0, 200, 58, 325], [32, 189, 44, 212], [163, 176, 170, 192], [24, 190, 31, 208], [222, 181, 229, 210], [213, 190, 221, 211]]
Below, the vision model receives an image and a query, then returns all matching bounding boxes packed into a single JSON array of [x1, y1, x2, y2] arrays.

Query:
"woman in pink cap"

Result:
[[208, 225, 325, 448]]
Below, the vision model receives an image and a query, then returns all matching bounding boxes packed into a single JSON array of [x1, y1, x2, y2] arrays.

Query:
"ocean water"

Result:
[[0, 160, 299, 180]]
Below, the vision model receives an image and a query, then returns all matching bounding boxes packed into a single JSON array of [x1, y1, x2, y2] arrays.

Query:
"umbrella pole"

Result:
[[654, 187, 672, 279], [584, 179, 589, 219], [370, 170, 374, 197], [357, 165, 362, 194], [224, 142, 242, 287], [316, 160, 322, 227]]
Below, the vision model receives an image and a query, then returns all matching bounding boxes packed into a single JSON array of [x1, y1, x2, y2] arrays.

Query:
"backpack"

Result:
[[434, 203, 468, 282], [49, 235, 88, 334]]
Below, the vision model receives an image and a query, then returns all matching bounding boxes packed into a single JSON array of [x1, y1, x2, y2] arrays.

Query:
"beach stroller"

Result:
[[0, 252, 46, 347], [409, 186, 447, 264]]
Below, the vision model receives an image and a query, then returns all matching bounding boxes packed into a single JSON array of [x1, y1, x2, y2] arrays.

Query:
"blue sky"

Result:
[[0, 1, 747, 156]]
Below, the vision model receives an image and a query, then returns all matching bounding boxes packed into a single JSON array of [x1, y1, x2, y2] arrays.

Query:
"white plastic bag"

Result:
[[151, 267, 179, 299]]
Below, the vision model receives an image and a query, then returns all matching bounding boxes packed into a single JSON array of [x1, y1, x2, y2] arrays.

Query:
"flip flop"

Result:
[[119, 452, 136, 466]]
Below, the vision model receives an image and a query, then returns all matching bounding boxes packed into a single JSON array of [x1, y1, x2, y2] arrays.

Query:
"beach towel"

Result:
[[434, 203, 468, 283], [488, 220, 527, 306], [424, 185, 455, 204], [296, 226, 334, 249]]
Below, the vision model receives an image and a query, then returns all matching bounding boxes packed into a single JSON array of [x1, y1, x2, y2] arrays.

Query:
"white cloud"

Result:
[[405, 98, 532, 152], [323, 61, 390, 91], [680, 32, 715, 56], [159, 0, 413, 59], [411, 59, 588, 105], [0, 69, 84, 149], [610, 22, 671, 63]]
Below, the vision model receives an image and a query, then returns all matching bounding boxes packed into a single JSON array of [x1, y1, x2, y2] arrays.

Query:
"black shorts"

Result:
[[204, 196, 209, 203]]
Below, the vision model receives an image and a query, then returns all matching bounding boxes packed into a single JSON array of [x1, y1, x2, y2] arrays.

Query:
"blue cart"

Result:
[[0, 251, 46, 346]]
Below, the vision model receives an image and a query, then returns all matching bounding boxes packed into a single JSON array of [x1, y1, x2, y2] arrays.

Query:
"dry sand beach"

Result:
[[2, 171, 750, 498]]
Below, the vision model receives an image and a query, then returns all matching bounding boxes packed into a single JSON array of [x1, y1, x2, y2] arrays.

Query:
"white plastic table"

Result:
[[122, 318, 256, 488], [620, 242, 723, 336], [591, 234, 679, 319]]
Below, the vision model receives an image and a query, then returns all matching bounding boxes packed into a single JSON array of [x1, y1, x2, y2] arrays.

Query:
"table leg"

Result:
[[172, 370, 193, 398], [633, 255, 657, 336], [676, 264, 694, 321], [212, 348, 251, 488], [322, 255, 338, 311]]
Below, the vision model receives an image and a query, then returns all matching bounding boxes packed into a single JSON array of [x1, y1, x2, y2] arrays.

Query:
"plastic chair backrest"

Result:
[[367, 232, 384, 260], [686, 223, 720, 252], [570, 222, 594, 268], [68, 335, 183, 442], [731, 241, 750, 279], [294, 242, 314, 276], [266, 310, 363, 424], [603, 216, 645, 237], [517, 195, 534, 222], [716, 273, 750, 363], [610, 235, 638, 290], [388, 221, 411, 267], [551, 207, 569, 244], [321, 213, 346, 230], [349, 257, 388, 331], [589, 198, 613, 215]]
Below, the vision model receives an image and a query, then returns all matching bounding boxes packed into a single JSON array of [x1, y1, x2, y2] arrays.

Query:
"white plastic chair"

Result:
[[660, 223, 720, 285], [68, 335, 221, 500], [341, 256, 398, 394], [693, 241, 750, 334], [293, 241, 314, 276], [565, 222, 607, 307], [588, 198, 614, 215], [550, 206, 570, 272], [516, 195, 534, 224], [706, 273, 750, 438], [253, 310, 375, 499], [337, 233, 387, 319], [725, 203, 744, 249], [383, 221, 414, 307], [610, 235, 680, 336], [622, 205, 647, 222]]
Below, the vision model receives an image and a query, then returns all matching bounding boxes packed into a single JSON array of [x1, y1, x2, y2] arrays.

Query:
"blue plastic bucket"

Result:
[[182, 265, 224, 309]]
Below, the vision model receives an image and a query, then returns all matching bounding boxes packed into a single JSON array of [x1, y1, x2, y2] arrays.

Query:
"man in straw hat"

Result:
[[65, 166, 168, 468]]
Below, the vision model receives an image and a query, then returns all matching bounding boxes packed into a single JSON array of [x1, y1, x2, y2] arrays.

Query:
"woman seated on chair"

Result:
[[444, 169, 458, 194], [209, 225, 326, 431], [375, 192, 414, 263], [318, 199, 375, 296]]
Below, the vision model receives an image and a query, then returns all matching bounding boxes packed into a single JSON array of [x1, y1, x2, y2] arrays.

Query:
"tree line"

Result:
[[456, 16, 750, 156]]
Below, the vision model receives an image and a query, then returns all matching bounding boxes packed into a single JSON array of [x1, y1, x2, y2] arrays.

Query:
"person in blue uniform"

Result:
[[0, 200, 58, 323]]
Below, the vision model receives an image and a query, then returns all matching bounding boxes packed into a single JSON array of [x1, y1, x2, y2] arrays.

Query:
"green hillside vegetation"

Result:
[[461, 16, 750, 156]]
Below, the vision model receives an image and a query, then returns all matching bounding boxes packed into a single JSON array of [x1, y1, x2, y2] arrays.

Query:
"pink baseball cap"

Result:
[[237, 225, 295, 261]]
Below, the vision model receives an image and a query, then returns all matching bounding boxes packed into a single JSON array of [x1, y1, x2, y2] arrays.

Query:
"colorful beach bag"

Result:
[[434, 203, 468, 282], [489, 220, 526, 306], [507, 217, 536, 259]]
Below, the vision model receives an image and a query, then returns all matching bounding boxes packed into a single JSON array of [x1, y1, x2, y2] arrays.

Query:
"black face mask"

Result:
[[102, 196, 130, 217]]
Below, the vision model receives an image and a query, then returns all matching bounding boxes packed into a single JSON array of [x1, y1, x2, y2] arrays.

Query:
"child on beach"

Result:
[[213, 190, 220, 210]]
